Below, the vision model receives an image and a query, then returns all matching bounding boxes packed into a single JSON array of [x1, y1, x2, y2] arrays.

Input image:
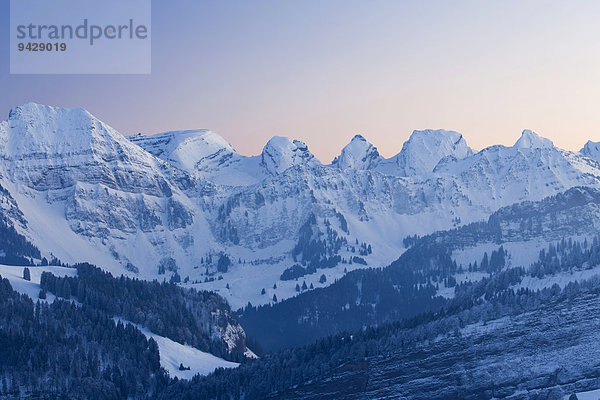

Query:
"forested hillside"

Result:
[[0, 275, 167, 399], [40, 264, 247, 360], [2, 232, 600, 398]]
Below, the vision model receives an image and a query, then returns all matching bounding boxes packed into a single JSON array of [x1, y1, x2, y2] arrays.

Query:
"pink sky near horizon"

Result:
[[1, 0, 599, 161]]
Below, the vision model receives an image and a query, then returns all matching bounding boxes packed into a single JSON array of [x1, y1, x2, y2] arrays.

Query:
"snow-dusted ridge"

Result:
[[129, 129, 237, 174], [2, 102, 600, 309]]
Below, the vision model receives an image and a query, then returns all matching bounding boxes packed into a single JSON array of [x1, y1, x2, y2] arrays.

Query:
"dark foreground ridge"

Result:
[[161, 235, 600, 400]]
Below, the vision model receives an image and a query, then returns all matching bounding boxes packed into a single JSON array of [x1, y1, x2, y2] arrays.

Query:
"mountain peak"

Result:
[[406, 129, 470, 150], [5, 102, 127, 154], [261, 136, 318, 175], [380, 129, 473, 176], [581, 140, 600, 162], [351, 134, 367, 142], [2, 103, 173, 194], [514, 129, 554, 149], [8, 102, 96, 127], [129, 129, 236, 173], [9, 102, 89, 126], [332, 134, 382, 170]]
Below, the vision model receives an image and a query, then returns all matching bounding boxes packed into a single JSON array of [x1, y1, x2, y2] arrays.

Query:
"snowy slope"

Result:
[[129, 129, 237, 174], [116, 319, 239, 380], [0, 103, 206, 279], [330, 129, 474, 176], [0, 264, 77, 302], [564, 388, 600, 400], [0, 262, 243, 376], [132, 131, 321, 186], [0, 264, 244, 375], [1, 103, 188, 194]]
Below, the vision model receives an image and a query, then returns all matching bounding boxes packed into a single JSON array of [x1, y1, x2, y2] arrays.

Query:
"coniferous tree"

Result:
[[62, 279, 71, 299], [481, 252, 489, 271]]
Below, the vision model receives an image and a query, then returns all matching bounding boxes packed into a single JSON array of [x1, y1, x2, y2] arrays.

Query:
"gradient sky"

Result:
[[1, 0, 600, 162]]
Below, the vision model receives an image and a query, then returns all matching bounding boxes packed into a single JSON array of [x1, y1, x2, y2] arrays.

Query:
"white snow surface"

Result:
[[517, 263, 600, 292], [131, 131, 319, 183], [129, 129, 237, 173], [564, 388, 600, 400], [440, 235, 600, 299], [331, 129, 474, 176], [0, 264, 77, 302], [115, 318, 239, 380]]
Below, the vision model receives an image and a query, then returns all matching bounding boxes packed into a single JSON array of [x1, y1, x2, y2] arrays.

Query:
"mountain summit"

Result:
[[261, 136, 319, 175], [331, 134, 382, 170], [129, 130, 237, 173], [581, 140, 600, 162], [381, 129, 473, 176], [514, 129, 554, 149]]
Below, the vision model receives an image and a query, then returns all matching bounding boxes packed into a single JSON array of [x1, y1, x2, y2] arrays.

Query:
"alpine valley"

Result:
[[2, 103, 600, 399]]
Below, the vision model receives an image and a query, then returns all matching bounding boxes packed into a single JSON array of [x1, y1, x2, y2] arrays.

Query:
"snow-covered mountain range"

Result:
[[2, 102, 600, 309]]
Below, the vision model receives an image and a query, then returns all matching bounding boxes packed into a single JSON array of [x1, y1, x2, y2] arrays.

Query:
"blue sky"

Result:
[[1, 0, 599, 161]]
